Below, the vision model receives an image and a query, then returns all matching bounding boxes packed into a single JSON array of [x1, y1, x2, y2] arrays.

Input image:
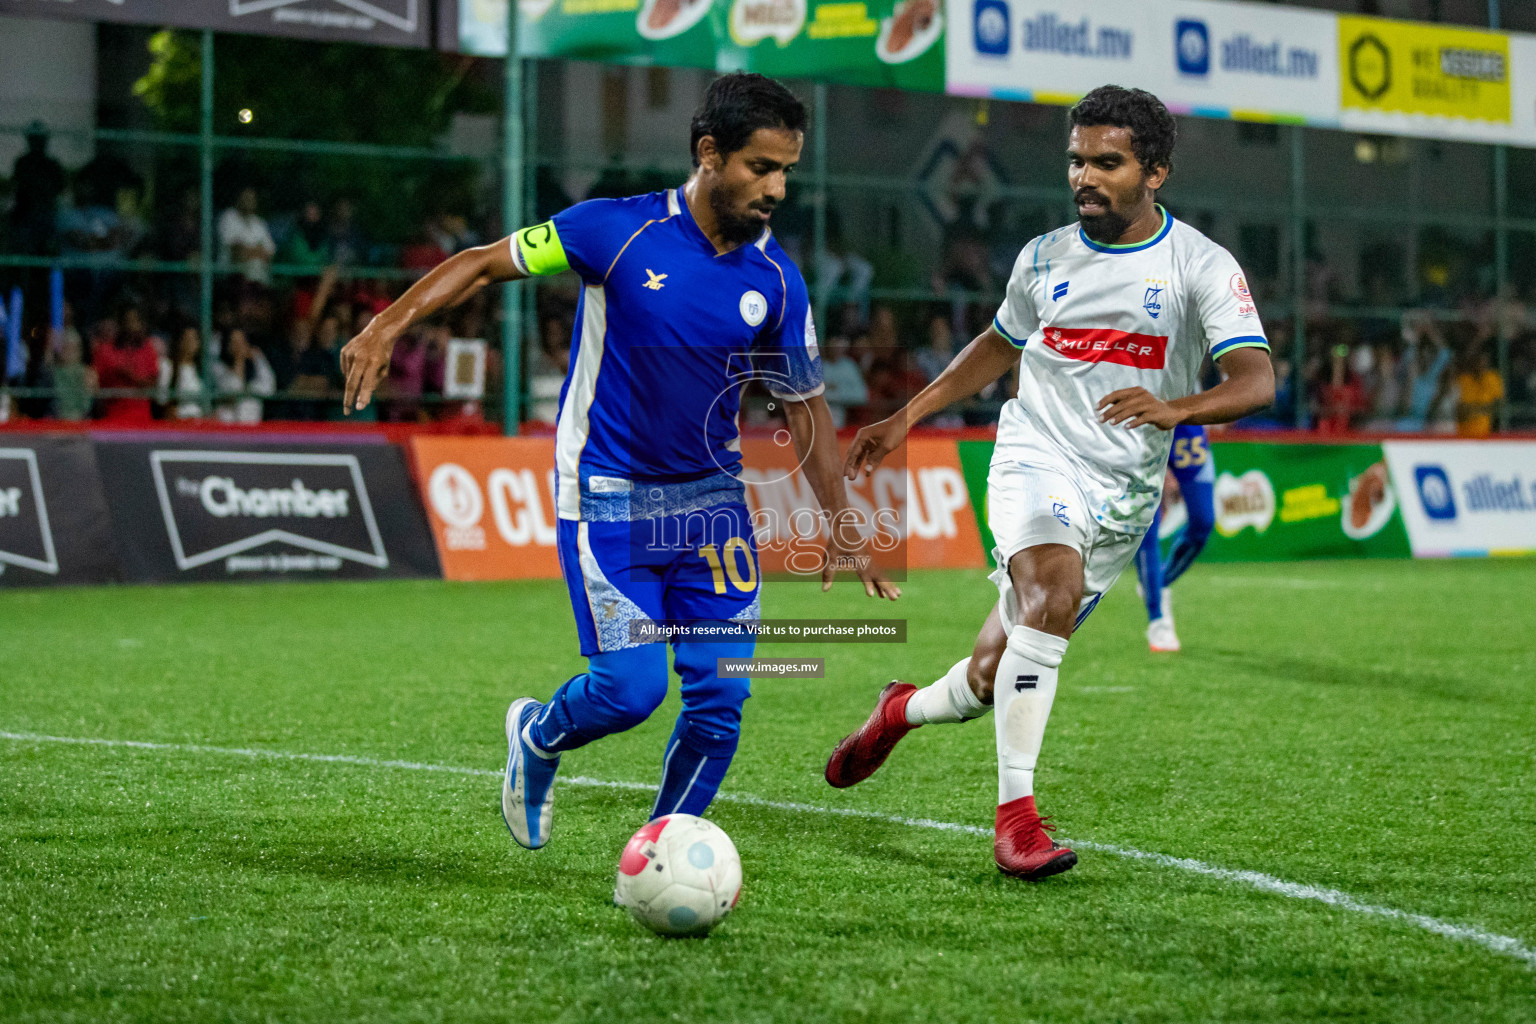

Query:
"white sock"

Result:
[[992, 626, 1069, 805], [905, 658, 989, 725]]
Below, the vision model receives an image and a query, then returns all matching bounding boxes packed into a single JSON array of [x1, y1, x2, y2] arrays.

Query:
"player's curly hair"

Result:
[[1069, 85, 1177, 178], [690, 73, 808, 168]]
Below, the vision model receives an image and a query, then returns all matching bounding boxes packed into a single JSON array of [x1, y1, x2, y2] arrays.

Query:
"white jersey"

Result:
[[992, 207, 1267, 533]]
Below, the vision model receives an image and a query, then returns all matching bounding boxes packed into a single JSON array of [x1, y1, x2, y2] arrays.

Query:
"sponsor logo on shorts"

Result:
[[1040, 327, 1167, 369]]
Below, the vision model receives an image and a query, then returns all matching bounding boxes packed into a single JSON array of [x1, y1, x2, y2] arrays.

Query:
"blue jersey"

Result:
[[1167, 423, 1214, 484], [512, 188, 823, 522]]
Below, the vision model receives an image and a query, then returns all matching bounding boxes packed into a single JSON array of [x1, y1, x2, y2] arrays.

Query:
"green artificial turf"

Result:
[[2, 561, 1534, 1023]]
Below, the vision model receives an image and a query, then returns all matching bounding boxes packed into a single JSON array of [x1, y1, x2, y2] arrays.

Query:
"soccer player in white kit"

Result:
[[824, 86, 1276, 880]]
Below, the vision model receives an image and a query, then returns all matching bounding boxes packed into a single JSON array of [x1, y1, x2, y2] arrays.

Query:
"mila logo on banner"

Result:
[[150, 451, 388, 573], [0, 449, 59, 576]]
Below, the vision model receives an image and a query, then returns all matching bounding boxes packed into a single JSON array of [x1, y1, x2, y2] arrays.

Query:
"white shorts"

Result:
[[985, 453, 1146, 633]]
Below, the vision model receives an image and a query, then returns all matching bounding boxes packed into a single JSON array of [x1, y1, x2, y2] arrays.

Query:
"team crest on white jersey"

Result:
[[1142, 278, 1167, 320], [740, 290, 768, 327]]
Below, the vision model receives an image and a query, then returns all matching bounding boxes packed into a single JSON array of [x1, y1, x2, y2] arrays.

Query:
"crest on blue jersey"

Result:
[[1142, 285, 1163, 319]]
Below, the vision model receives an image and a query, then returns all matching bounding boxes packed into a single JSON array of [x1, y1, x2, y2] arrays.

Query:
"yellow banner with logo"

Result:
[[1339, 16, 1511, 123]]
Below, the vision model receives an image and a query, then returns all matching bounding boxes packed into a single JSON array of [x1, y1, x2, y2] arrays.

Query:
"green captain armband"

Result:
[[512, 221, 571, 277]]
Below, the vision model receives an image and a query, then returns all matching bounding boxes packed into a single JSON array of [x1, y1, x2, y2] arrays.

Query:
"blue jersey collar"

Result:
[[1078, 205, 1172, 255], [675, 186, 772, 258]]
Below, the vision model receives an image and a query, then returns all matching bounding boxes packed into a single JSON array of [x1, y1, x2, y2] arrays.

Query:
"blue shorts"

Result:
[[1169, 424, 1215, 485], [556, 502, 762, 656]]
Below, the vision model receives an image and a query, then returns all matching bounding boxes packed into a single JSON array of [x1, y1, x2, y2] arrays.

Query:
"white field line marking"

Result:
[[4, 729, 1533, 969]]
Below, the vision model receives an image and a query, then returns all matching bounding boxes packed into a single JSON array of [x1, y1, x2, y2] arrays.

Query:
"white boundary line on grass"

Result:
[[4, 728, 1533, 970]]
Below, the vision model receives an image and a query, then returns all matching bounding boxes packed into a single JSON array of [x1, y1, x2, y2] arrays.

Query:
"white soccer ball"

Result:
[[614, 813, 742, 937]]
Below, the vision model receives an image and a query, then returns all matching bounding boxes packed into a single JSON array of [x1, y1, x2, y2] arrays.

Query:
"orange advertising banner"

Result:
[[409, 435, 986, 582], [411, 436, 562, 581], [737, 436, 985, 576]]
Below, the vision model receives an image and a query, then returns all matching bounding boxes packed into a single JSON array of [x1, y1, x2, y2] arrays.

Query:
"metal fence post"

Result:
[[1291, 124, 1307, 429], [200, 29, 215, 415], [501, 8, 524, 435], [1491, 0, 1510, 432], [812, 82, 828, 339]]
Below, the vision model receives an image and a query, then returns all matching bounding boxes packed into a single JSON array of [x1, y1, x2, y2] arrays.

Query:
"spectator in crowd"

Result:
[[39, 330, 94, 421], [1315, 343, 1365, 434], [384, 328, 428, 421], [270, 316, 316, 420], [158, 324, 205, 420], [279, 200, 331, 271], [326, 197, 367, 267], [9, 121, 65, 256], [1455, 347, 1503, 438], [156, 189, 203, 263], [914, 313, 963, 428], [914, 313, 954, 383], [860, 304, 900, 371], [401, 217, 450, 277], [864, 351, 927, 426], [527, 315, 572, 425], [1396, 314, 1453, 432], [816, 209, 874, 323], [219, 187, 276, 285], [819, 333, 868, 429], [422, 323, 451, 410], [92, 306, 161, 422], [214, 327, 276, 424], [1360, 340, 1406, 430]]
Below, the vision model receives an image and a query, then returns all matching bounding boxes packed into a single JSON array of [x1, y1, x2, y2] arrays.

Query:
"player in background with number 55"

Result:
[[339, 73, 898, 854], [1133, 423, 1217, 653]]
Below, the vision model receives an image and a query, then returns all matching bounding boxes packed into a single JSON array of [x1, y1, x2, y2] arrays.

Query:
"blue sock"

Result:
[[651, 717, 740, 819], [1162, 478, 1214, 586], [650, 640, 752, 819], [1135, 507, 1164, 622], [529, 644, 668, 754]]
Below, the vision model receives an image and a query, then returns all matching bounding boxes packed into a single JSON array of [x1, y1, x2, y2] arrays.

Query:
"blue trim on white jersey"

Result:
[[993, 317, 1026, 348], [1077, 206, 1173, 255], [1210, 334, 1270, 359]]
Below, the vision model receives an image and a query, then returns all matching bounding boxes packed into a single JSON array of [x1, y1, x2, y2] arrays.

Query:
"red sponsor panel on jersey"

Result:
[[1041, 327, 1168, 369]]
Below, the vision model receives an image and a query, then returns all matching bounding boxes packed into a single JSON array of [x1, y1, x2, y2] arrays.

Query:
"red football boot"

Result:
[[994, 796, 1077, 880], [824, 681, 917, 788]]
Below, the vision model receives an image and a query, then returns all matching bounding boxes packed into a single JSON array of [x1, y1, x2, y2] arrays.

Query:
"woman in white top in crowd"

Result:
[[214, 327, 276, 424], [158, 325, 204, 419]]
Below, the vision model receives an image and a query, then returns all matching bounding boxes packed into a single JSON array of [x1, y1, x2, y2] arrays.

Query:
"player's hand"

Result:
[[1097, 387, 1186, 430], [821, 525, 901, 600], [340, 327, 396, 414], [843, 414, 909, 480]]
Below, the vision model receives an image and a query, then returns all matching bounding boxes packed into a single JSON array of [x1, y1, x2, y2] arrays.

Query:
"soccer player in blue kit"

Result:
[[340, 73, 898, 850], [1133, 422, 1216, 652]]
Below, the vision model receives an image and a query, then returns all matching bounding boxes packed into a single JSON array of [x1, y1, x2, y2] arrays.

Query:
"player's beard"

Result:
[[1076, 186, 1140, 244], [711, 184, 771, 248]]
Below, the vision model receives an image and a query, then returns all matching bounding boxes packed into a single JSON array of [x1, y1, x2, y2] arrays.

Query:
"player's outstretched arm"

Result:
[[340, 239, 525, 413], [1097, 347, 1276, 429], [783, 394, 901, 601], [843, 325, 1018, 479]]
